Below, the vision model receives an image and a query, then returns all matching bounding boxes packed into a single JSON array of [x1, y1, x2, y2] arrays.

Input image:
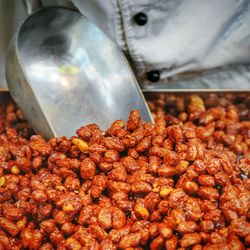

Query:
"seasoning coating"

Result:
[[0, 94, 249, 249]]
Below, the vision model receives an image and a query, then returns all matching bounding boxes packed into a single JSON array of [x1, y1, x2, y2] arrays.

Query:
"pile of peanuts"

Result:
[[0, 93, 249, 249]]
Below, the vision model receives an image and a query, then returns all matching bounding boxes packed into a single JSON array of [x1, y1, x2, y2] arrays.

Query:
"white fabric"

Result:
[[71, 0, 250, 89]]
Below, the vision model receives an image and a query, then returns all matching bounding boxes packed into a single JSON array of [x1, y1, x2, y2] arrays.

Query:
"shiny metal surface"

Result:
[[23, 0, 42, 15], [6, 7, 152, 139]]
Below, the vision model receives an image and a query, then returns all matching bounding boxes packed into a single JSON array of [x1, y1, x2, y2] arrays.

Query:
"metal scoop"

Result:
[[6, 7, 152, 139]]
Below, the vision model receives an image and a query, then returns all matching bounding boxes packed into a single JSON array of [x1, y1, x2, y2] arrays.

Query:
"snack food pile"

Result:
[[0, 94, 249, 249]]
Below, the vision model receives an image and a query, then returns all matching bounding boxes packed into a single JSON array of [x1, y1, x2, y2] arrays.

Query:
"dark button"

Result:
[[147, 70, 160, 82], [134, 12, 148, 26]]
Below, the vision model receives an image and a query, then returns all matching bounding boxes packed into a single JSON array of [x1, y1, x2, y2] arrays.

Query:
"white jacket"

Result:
[[71, 0, 250, 89]]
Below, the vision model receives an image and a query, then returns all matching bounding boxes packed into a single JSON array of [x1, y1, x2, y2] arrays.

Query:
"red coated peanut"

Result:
[[80, 158, 96, 179], [180, 233, 201, 247], [0, 94, 249, 249]]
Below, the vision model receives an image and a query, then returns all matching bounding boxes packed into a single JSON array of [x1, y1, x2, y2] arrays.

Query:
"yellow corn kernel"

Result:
[[159, 186, 174, 198], [63, 203, 75, 212], [72, 138, 89, 153], [190, 95, 205, 112], [0, 176, 5, 187], [17, 216, 27, 229], [134, 205, 149, 220], [191, 95, 204, 106], [11, 166, 20, 175], [115, 120, 125, 127]]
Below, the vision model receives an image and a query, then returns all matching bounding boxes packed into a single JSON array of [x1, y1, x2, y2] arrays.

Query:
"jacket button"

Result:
[[147, 70, 160, 82], [134, 12, 148, 26]]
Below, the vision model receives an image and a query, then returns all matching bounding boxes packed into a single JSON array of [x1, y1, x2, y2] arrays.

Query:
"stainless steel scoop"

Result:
[[6, 7, 152, 139]]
